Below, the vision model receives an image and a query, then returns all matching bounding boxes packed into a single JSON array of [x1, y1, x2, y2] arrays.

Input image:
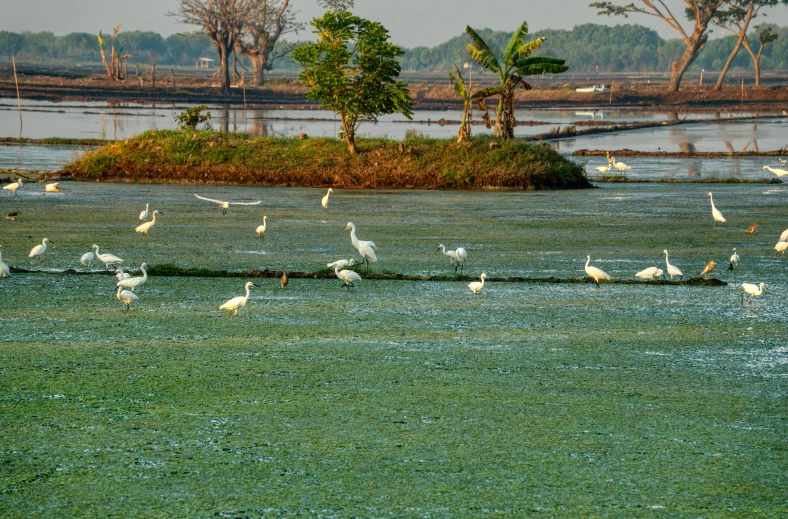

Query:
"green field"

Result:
[[1, 181, 786, 517]]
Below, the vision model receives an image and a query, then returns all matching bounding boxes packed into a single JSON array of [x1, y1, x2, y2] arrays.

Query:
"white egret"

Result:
[[740, 282, 765, 305], [700, 260, 717, 278], [135, 210, 163, 236], [454, 247, 468, 273], [80, 250, 95, 267], [779, 158, 787, 166], [322, 188, 333, 213], [220, 281, 258, 315], [707, 192, 726, 226], [280, 272, 288, 288], [663, 249, 683, 280], [437, 244, 458, 267], [29, 238, 51, 259], [44, 182, 61, 193], [595, 164, 612, 173], [763, 166, 788, 178], [729, 248, 740, 270], [468, 273, 488, 294], [345, 222, 377, 273], [115, 268, 131, 281], [334, 265, 361, 288], [139, 203, 150, 223], [635, 266, 661, 280], [585, 255, 612, 286], [91, 244, 123, 270], [612, 158, 631, 175], [117, 263, 148, 292], [116, 285, 139, 310], [327, 259, 356, 270], [779, 228, 788, 242], [654, 268, 664, 279], [194, 193, 262, 215], [6, 211, 19, 221], [3, 178, 22, 194], [256, 216, 267, 239], [775, 241, 788, 255], [0, 245, 10, 277]]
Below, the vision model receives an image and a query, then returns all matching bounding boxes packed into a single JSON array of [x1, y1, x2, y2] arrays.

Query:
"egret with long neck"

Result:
[[135, 210, 163, 236], [663, 249, 683, 280], [584, 255, 612, 286], [345, 222, 377, 273], [117, 263, 148, 292], [220, 282, 257, 316], [707, 192, 726, 226]]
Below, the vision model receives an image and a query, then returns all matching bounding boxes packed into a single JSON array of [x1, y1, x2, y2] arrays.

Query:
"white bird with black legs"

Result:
[[334, 265, 361, 288], [663, 249, 683, 280], [92, 244, 123, 270], [707, 192, 726, 226], [44, 182, 61, 193], [29, 238, 51, 259], [117, 263, 148, 292], [256, 216, 267, 239], [345, 222, 377, 273], [0, 245, 10, 277], [635, 266, 661, 280], [116, 285, 138, 310], [135, 210, 163, 236], [437, 244, 458, 267], [139, 203, 150, 223], [220, 281, 258, 315], [3, 178, 22, 194], [327, 258, 356, 270], [322, 188, 333, 213], [454, 248, 468, 272], [468, 273, 488, 294], [740, 282, 765, 305], [595, 163, 612, 173], [612, 158, 631, 175], [729, 248, 740, 270], [194, 193, 262, 215], [763, 166, 788, 178], [585, 255, 612, 286], [80, 250, 95, 267]]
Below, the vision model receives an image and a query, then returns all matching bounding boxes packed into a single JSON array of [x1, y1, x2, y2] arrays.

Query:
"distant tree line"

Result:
[[1, 23, 787, 76]]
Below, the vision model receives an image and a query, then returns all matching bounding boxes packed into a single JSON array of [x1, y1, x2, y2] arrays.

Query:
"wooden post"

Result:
[[609, 82, 613, 106], [12, 54, 22, 137]]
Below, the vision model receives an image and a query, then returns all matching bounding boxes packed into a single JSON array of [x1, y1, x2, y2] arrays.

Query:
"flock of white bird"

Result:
[[2, 181, 785, 310]]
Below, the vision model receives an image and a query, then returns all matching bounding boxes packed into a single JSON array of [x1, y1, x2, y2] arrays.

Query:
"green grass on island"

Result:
[[64, 130, 591, 190]]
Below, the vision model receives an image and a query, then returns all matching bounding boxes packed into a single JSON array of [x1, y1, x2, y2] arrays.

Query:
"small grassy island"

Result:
[[64, 130, 591, 190]]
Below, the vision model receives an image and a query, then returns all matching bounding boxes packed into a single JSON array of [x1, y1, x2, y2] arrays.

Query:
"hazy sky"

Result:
[[2, 0, 788, 47]]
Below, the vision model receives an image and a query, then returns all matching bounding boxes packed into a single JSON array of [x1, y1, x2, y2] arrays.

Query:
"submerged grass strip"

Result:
[[64, 130, 591, 190]]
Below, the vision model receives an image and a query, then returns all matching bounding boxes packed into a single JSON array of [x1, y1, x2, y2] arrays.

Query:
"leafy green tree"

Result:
[[449, 65, 476, 142], [591, 0, 725, 92], [292, 11, 413, 154], [465, 22, 567, 138], [744, 24, 780, 84], [175, 105, 212, 130]]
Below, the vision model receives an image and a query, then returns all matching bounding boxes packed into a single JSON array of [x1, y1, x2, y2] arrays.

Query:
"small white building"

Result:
[[196, 58, 215, 70]]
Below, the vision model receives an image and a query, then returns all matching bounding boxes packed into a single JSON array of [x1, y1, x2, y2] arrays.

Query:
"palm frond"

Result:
[[514, 37, 547, 58], [472, 86, 505, 100], [465, 25, 500, 73], [449, 65, 468, 99], [502, 21, 530, 63], [514, 56, 568, 75]]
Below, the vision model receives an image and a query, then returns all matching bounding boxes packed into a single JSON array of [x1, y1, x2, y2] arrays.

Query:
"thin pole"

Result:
[[12, 54, 22, 137]]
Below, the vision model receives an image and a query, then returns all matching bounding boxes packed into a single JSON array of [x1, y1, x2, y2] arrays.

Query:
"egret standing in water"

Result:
[[116, 285, 138, 310], [707, 192, 726, 226], [322, 188, 334, 213], [327, 259, 356, 270], [468, 273, 488, 294], [80, 250, 95, 267], [44, 183, 61, 193], [612, 158, 631, 176], [117, 263, 148, 292], [92, 244, 123, 270], [729, 248, 740, 270], [139, 203, 150, 223], [115, 269, 131, 281], [663, 249, 683, 280], [220, 281, 258, 315], [740, 282, 765, 305], [135, 210, 163, 236], [194, 193, 262, 215], [3, 178, 22, 194], [334, 265, 361, 288], [345, 222, 377, 273], [635, 266, 661, 280], [256, 216, 267, 239], [775, 241, 788, 255], [29, 238, 51, 260], [0, 245, 10, 277], [763, 166, 788, 178], [584, 255, 612, 286]]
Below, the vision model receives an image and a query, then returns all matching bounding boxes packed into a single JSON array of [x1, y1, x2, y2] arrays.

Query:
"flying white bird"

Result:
[[80, 250, 95, 267], [322, 188, 334, 213], [44, 182, 61, 193], [116, 285, 139, 310], [345, 222, 377, 273], [29, 238, 51, 259], [3, 178, 23, 194], [139, 203, 150, 223], [0, 245, 10, 277], [468, 273, 488, 294], [135, 210, 163, 236], [117, 263, 148, 292], [91, 244, 123, 270], [334, 265, 362, 288], [585, 255, 612, 286], [194, 193, 262, 215], [635, 266, 661, 280], [663, 249, 683, 280], [256, 216, 267, 239], [707, 192, 726, 226], [740, 282, 765, 305], [327, 259, 356, 270], [220, 281, 258, 315], [729, 248, 740, 270], [763, 166, 788, 177]]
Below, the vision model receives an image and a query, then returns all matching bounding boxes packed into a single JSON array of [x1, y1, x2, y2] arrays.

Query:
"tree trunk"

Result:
[[754, 58, 761, 86], [251, 54, 265, 86], [340, 116, 356, 154], [668, 39, 704, 93], [218, 43, 231, 95], [714, 6, 754, 91]]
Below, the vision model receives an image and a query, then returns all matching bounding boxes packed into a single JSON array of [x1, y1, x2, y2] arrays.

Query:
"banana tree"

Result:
[[466, 22, 567, 138]]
